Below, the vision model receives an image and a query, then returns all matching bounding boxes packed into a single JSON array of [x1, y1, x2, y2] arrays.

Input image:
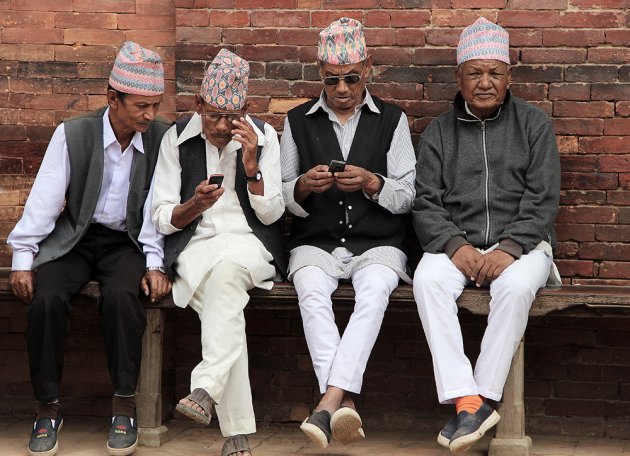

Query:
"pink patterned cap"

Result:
[[108, 41, 164, 96], [200, 49, 249, 111], [318, 17, 367, 65], [457, 17, 510, 66]]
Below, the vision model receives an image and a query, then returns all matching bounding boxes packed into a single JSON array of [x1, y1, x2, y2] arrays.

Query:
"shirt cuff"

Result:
[[144, 252, 164, 269], [284, 175, 309, 218], [444, 236, 470, 259], [12, 251, 34, 271], [496, 239, 523, 259]]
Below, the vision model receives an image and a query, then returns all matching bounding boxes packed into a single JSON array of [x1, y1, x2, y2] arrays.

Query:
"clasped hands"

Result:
[[451, 244, 515, 287], [300, 164, 380, 194]]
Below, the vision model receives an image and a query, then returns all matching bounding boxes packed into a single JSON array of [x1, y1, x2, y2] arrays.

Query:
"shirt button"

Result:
[[339, 221, 343, 225], [348, 224, 353, 229], [338, 201, 343, 205], [348, 206, 353, 210], [341, 238, 346, 243]]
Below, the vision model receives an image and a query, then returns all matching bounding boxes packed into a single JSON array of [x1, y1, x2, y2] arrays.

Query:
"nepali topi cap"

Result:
[[200, 49, 249, 111], [108, 41, 164, 96], [457, 17, 510, 66], [318, 17, 367, 65]]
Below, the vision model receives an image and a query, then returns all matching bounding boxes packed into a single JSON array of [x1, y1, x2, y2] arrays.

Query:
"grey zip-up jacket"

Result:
[[412, 91, 561, 259]]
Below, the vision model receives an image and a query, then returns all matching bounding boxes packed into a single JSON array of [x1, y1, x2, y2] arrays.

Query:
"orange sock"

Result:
[[455, 395, 483, 415]]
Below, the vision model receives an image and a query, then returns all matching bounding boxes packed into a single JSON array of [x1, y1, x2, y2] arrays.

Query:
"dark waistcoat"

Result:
[[162, 116, 287, 279], [33, 107, 171, 269], [286, 95, 407, 255]]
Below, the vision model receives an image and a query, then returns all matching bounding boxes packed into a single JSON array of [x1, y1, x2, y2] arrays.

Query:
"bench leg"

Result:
[[488, 339, 532, 456], [136, 308, 170, 447]]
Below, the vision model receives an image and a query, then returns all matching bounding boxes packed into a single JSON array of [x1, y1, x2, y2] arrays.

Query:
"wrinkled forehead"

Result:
[[319, 60, 366, 76], [458, 59, 510, 72]]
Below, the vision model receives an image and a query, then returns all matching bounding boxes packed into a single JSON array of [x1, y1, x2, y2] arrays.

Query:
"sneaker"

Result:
[[437, 415, 456, 448], [449, 403, 500, 454], [28, 413, 63, 456], [107, 416, 138, 456]]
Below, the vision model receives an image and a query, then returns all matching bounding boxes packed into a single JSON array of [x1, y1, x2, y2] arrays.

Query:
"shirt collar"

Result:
[[306, 88, 380, 117], [177, 113, 265, 150], [102, 107, 145, 153]]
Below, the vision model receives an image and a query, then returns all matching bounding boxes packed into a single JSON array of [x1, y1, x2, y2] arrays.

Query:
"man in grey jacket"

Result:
[[412, 18, 560, 454]]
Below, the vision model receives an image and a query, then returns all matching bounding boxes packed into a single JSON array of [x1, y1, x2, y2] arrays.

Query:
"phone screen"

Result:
[[208, 174, 224, 187], [328, 160, 346, 173]]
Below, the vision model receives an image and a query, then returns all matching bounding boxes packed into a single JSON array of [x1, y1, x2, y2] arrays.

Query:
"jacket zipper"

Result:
[[481, 121, 490, 246]]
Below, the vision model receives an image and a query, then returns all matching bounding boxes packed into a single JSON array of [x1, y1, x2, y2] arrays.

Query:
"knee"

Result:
[[209, 258, 246, 285], [28, 291, 69, 320], [293, 270, 332, 307]]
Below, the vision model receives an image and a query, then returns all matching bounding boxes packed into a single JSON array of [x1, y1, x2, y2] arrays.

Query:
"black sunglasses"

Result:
[[322, 74, 362, 86]]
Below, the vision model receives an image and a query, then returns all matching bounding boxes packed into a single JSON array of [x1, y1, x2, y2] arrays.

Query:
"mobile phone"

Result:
[[328, 160, 346, 173], [208, 174, 224, 187]]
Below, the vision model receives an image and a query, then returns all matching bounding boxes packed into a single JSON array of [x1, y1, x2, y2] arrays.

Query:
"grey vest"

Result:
[[33, 107, 171, 269], [162, 115, 287, 280]]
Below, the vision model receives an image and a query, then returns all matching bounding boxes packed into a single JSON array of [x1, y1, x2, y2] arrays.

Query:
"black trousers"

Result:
[[26, 224, 147, 403]]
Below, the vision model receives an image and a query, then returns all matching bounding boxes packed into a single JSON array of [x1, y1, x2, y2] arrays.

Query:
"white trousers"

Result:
[[188, 258, 256, 437], [413, 250, 551, 404], [293, 264, 399, 394]]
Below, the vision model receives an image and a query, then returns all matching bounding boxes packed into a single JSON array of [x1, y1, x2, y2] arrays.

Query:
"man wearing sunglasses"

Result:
[[280, 17, 416, 448], [150, 49, 286, 456]]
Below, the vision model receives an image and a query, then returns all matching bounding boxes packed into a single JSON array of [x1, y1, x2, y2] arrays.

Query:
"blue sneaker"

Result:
[[107, 416, 137, 456], [449, 403, 500, 453], [437, 415, 457, 448]]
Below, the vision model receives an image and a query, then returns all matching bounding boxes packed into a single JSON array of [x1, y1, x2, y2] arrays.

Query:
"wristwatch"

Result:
[[369, 175, 385, 202], [246, 170, 263, 182], [146, 266, 166, 274]]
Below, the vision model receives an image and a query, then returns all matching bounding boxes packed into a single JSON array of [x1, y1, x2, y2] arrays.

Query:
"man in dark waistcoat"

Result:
[[150, 49, 285, 456], [280, 18, 417, 448], [7, 42, 172, 456]]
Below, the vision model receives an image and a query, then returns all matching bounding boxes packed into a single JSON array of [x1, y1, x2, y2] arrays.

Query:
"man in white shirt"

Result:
[[7, 42, 172, 456], [280, 18, 416, 448], [151, 49, 285, 456]]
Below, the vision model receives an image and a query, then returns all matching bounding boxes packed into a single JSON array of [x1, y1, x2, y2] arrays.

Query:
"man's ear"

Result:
[[455, 65, 462, 91], [194, 94, 204, 112], [107, 90, 118, 109]]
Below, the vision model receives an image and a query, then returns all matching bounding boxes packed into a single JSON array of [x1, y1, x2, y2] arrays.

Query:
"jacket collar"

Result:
[[454, 90, 512, 123]]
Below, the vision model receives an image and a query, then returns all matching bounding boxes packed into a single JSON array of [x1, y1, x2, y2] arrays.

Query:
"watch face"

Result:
[[248, 170, 262, 182]]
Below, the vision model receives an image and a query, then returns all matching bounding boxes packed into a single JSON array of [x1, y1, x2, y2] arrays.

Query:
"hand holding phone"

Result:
[[328, 160, 346, 174], [208, 174, 224, 188]]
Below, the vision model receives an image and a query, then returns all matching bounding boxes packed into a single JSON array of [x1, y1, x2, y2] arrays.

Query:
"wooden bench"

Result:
[[1, 268, 629, 455]]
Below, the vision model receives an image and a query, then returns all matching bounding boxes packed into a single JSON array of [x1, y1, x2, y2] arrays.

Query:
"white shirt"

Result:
[[7, 108, 165, 270], [151, 114, 284, 307]]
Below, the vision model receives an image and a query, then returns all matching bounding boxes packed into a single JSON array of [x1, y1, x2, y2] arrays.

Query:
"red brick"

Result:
[[510, 83, 547, 101], [497, 11, 558, 28], [412, 48, 456, 65], [120, 14, 175, 31], [208, 10, 250, 27], [580, 137, 630, 154], [423, 83, 458, 101], [74, 0, 135, 12], [580, 243, 630, 261], [17, 110, 56, 125], [279, 29, 320, 46], [589, 48, 630, 65], [9, 92, 88, 111], [605, 30, 630, 46], [554, 101, 614, 118], [511, 66, 563, 83], [136, 0, 175, 14], [560, 155, 598, 172], [605, 119, 630, 136], [622, 173, 630, 189], [310, 11, 363, 28], [251, 11, 310, 27], [566, 65, 618, 83], [596, 226, 630, 242], [559, 12, 626, 28], [9, 78, 53, 94], [555, 241, 579, 259], [600, 155, 630, 172], [365, 10, 430, 27], [176, 27, 221, 44], [508, 0, 567, 8], [2, 28, 63, 45], [10, 0, 73, 10], [542, 29, 605, 47], [369, 83, 422, 101], [561, 172, 618, 190], [55, 13, 118, 29], [63, 29, 125, 46], [553, 118, 603, 136], [223, 29, 279, 45], [52, 78, 105, 95], [397, 100, 451, 117], [617, 102, 630, 117], [560, 190, 607, 205], [549, 83, 590, 101], [521, 48, 586, 64], [509, 29, 543, 47], [0, 11, 54, 28], [432, 10, 497, 27], [372, 48, 413, 65], [620, 208, 630, 224], [452, 0, 505, 6], [322, 0, 379, 7], [557, 206, 617, 224], [236, 45, 299, 62], [555, 259, 594, 277], [266, 63, 302, 80], [618, 66, 630, 82], [396, 29, 426, 46], [592, 84, 630, 101], [570, 0, 627, 6], [54, 45, 115, 63], [364, 29, 396, 46], [557, 136, 579, 154], [176, 9, 209, 27], [424, 29, 459, 47], [0, 44, 53, 61], [608, 191, 630, 206], [556, 224, 595, 242]]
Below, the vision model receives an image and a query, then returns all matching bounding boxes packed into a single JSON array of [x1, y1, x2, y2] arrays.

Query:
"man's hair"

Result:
[[107, 84, 128, 102]]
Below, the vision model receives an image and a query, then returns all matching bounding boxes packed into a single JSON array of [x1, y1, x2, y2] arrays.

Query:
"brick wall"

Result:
[[1, 0, 630, 438]]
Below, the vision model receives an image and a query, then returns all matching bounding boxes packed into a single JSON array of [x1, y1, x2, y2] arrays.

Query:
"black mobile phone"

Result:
[[328, 159, 346, 173], [208, 174, 224, 187]]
